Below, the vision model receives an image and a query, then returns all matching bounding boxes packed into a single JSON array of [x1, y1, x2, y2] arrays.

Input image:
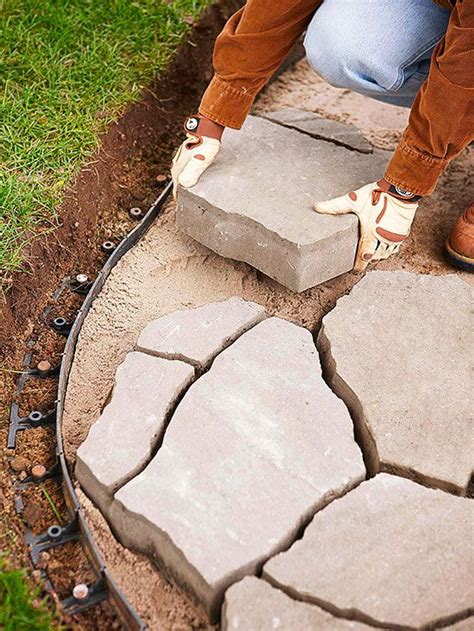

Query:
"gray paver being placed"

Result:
[[222, 577, 375, 631], [110, 316, 365, 620], [75, 352, 194, 513], [137, 297, 267, 369], [261, 108, 374, 154], [317, 271, 474, 494], [264, 474, 474, 630], [177, 114, 390, 292]]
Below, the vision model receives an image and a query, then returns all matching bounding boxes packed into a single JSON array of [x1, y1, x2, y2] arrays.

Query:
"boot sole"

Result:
[[444, 239, 474, 273]]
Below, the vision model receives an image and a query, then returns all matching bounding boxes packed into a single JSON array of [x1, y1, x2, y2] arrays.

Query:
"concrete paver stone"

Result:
[[177, 114, 390, 292], [222, 577, 376, 630], [75, 351, 194, 513], [137, 297, 267, 368], [317, 271, 473, 494], [264, 474, 474, 629], [110, 316, 365, 619], [261, 108, 374, 154]]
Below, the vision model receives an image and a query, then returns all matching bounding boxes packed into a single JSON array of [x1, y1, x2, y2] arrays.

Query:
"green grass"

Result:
[[1, 0, 212, 275], [0, 556, 58, 630]]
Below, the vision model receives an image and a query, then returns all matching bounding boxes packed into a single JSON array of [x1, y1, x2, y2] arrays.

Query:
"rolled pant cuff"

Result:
[[199, 74, 258, 129], [384, 139, 448, 196]]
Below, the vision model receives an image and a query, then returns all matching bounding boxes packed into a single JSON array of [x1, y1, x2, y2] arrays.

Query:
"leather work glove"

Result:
[[171, 115, 223, 198], [315, 179, 420, 271]]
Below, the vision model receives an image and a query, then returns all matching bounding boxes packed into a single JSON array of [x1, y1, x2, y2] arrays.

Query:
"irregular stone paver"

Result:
[[110, 317, 365, 619], [222, 577, 375, 630], [75, 352, 194, 512], [317, 271, 474, 494], [261, 108, 373, 154], [137, 297, 266, 369], [177, 114, 390, 292], [264, 474, 474, 630]]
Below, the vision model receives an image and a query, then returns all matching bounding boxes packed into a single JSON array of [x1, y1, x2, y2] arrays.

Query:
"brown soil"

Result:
[[62, 57, 472, 630], [16, 377, 58, 418], [0, 2, 242, 629], [15, 427, 57, 471], [20, 479, 67, 535]]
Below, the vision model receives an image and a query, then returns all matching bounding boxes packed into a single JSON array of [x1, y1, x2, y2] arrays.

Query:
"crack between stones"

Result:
[[316, 325, 379, 477], [379, 460, 468, 498], [260, 573, 474, 631], [134, 347, 202, 370], [259, 116, 374, 155]]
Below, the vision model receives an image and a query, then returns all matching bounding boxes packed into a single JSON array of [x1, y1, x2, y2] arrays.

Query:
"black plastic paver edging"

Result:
[[55, 181, 172, 630]]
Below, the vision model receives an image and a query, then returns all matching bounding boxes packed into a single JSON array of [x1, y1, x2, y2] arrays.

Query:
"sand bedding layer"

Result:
[[63, 59, 472, 629]]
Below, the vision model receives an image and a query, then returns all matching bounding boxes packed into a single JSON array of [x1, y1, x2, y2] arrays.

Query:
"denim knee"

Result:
[[304, 24, 356, 90], [304, 20, 399, 95]]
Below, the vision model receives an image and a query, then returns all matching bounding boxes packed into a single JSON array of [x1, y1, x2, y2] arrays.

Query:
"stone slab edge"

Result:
[[176, 193, 357, 292]]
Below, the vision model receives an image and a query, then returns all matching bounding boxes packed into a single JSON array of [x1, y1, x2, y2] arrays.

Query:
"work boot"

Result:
[[445, 203, 474, 272]]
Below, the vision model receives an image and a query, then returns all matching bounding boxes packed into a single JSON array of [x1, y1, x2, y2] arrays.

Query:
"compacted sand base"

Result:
[[63, 59, 473, 629]]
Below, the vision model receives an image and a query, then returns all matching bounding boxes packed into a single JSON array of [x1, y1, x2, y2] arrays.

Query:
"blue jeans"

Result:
[[304, 0, 451, 108]]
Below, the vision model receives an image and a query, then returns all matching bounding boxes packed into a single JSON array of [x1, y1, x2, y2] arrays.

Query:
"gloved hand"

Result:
[[171, 115, 223, 198], [314, 179, 420, 271]]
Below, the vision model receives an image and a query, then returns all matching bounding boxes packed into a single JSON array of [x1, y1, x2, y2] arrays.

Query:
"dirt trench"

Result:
[[61, 58, 472, 629]]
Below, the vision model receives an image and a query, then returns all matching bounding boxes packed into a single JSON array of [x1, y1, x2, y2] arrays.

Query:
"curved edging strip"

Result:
[[55, 182, 172, 630]]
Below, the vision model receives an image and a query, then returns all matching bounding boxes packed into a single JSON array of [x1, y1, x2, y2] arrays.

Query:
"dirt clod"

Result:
[[23, 502, 44, 530], [10, 456, 30, 472]]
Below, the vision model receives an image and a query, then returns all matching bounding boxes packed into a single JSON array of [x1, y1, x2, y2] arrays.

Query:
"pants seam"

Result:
[[390, 31, 446, 91]]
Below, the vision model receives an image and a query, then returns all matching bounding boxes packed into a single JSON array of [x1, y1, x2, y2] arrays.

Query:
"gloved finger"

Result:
[[178, 154, 214, 188], [314, 193, 355, 216], [353, 225, 378, 272], [373, 242, 401, 260], [372, 242, 389, 260], [384, 243, 401, 259], [170, 145, 186, 199]]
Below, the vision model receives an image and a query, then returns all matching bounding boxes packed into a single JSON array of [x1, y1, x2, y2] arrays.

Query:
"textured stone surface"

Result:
[[317, 271, 474, 494], [261, 108, 373, 154], [75, 352, 194, 512], [177, 114, 390, 292], [111, 317, 365, 619], [222, 577, 374, 631], [137, 297, 266, 369], [264, 474, 474, 629]]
